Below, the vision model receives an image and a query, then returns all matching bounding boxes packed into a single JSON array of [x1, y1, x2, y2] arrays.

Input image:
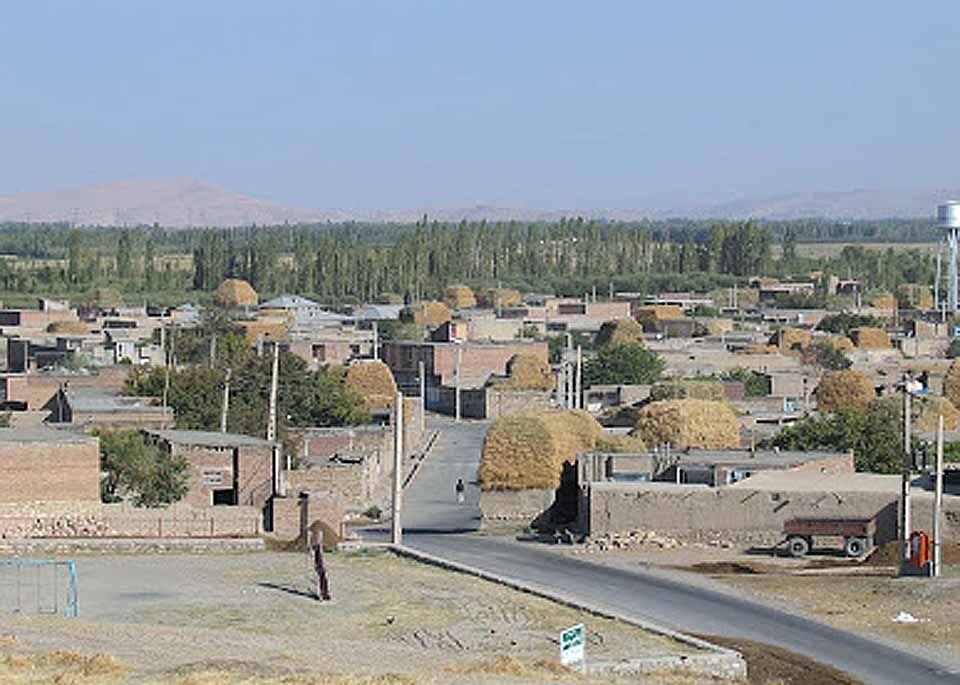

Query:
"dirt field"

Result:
[[0, 550, 712, 684]]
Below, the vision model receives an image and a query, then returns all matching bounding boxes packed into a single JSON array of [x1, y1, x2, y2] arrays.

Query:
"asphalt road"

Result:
[[385, 417, 960, 685]]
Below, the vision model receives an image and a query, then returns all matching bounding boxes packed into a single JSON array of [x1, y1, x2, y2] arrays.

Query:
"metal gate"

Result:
[[0, 560, 78, 617]]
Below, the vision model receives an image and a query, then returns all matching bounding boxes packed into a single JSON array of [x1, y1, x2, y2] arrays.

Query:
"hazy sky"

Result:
[[1, 1, 957, 211]]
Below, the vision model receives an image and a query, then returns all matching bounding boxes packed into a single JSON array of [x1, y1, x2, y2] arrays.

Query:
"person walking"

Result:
[[455, 478, 465, 504]]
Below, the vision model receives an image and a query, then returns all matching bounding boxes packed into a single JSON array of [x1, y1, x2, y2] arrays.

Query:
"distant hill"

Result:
[[0, 178, 956, 226], [0, 178, 350, 228]]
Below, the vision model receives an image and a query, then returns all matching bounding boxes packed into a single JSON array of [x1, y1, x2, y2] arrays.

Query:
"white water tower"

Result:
[[937, 202, 960, 313]]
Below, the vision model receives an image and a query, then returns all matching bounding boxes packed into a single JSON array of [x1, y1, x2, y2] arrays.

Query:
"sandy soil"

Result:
[[0, 550, 706, 684]]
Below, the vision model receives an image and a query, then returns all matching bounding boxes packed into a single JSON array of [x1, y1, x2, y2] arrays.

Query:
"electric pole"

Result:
[[267, 342, 279, 442]]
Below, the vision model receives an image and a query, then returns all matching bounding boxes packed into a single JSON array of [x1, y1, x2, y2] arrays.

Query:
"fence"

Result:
[[0, 559, 78, 617]]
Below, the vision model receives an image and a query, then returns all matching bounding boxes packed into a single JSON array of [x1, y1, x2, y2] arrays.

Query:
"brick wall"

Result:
[[2, 366, 131, 411], [271, 492, 347, 541], [0, 436, 99, 504], [159, 443, 274, 510]]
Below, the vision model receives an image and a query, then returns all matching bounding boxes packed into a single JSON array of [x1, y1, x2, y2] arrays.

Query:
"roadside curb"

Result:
[[391, 543, 747, 680]]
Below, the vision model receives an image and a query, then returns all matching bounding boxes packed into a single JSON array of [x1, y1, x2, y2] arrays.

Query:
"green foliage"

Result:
[[377, 319, 423, 342], [547, 332, 594, 363], [583, 344, 664, 386], [943, 441, 960, 462], [818, 312, 880, 336], [719, 368, 770, 397], [803, 341, 852, 371], [689, 304, 721, 317], [771, 398, 910, 474], [98, 430, 189, 507]]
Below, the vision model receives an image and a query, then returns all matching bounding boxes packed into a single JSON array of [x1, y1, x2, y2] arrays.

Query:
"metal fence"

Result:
[[0, 559, 78, 617]]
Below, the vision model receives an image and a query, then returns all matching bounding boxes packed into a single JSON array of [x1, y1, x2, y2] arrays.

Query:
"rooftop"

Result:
[[64, 388, 169, 414], [144, 429, 275, 448], [0, 426, 96, 444]]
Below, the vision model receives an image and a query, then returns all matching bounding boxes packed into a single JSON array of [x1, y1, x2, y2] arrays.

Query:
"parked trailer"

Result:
[[781, 517, 876, 558]]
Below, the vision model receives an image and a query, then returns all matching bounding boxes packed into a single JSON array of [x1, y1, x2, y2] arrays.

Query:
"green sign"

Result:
[[560, 623, 585, 665]]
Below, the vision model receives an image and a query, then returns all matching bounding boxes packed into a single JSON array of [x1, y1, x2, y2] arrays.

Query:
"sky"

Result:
[[1, 1, 958, 212]]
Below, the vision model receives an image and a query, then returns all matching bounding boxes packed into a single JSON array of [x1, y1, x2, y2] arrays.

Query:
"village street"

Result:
[[390, 416, 960, 685]]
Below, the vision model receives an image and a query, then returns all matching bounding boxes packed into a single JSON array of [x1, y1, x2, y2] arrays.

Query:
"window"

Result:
[[212, 489, 236, 506]]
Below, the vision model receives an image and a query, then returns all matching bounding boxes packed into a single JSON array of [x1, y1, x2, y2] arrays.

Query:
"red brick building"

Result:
[[0, 427, 100, 504]]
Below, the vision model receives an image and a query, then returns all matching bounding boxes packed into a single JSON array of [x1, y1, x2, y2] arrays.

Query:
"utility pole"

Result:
[[391, 390, 403, 545], [267, 342, 279, 442], [558, 362, 566, 409], [454, 344, 462, 422], [209, 333, 217, 367], [933, 413, 944, 577], [372, 322, 379, 361], [899, 376, 912, 572], [220, 368, 231, 433], [575, 345, 582, 410], [418, 360, 426, 433]]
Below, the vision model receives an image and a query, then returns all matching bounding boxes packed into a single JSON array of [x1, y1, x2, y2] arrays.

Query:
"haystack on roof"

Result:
[[705, 319, 734, 336], [739, 344, 777, 355], [479, 409, 602, 490], [869, 293, 896, 310], [896, 284, 933, 310], [650, 380, 725, 402], [595, 434, 647, 454], [402, 301, 452, 328], [488, 354, 554, 391], [636, 305, 684, 332], [849, 327, 890, 349], [595, 318, 645, 347], [768, 327, 811, 353], [630, 399, 740, 450], [237, 319, 288, 344], [478, 288, 522, 309], [914, 396, 960, 432], [943, 359, 960, 408], [46, 320, 91, 335], [443, 284, 477, 310], [215, 279, 258, 308], [821, 335, 855, 352], [816, 370, 875, 412], [345, 361, 398, 410]]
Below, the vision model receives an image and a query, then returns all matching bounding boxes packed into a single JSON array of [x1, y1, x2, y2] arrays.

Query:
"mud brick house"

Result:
[[0, 427, 99, 504], [48, 387, 173, 430], [143, 430, 280, 522]]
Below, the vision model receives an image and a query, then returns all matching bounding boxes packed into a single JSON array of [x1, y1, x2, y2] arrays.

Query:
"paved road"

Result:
[[382, 417, 960, 685]]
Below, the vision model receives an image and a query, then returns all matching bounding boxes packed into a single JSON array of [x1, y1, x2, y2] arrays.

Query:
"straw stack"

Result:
[[821, 335, 855, 352], [649, 380, 725, 402], [635, 305, 684, 332], [214, 279, 258, 308], [739, 344, 777, 355], [595, 318, 645, 347], [478, 288, 522, 309], [943, 359, 960, 408], [869, 293, 896, 310], [479, 409, 602, 490], [489, 354, 554, 391], [849, 327, 891, 349], [46, 320, 91, 335], [402, 301, 452, 328], [913, 396, 960, 432], [705, 319, 734, 336], [768, 327, 811, 353], [630, 399, 740, 449], [345, 361, 399, 410], [896, 284, 934, 310], [443, 284, 477, 309], [816, 370, 875, 412], [595, 434, 648, 454]]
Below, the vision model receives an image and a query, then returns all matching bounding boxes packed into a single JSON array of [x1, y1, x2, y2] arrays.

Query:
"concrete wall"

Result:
[[156, 442, 274, 510], [479, 488, 555, 522], [456, 387, 552, 419], [0, 435, 99, 504]]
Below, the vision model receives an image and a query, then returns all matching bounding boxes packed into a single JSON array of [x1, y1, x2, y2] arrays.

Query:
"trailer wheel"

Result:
[[844, 537, 868, 558], [787, 536, 810, 557]]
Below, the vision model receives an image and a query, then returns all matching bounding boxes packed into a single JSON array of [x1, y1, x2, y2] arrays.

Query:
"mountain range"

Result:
[[0, 178, 955, 227]]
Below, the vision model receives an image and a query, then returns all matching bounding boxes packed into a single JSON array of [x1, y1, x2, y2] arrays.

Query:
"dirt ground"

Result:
[[0, 550, 717, 685], [563, 538, 960, 666]]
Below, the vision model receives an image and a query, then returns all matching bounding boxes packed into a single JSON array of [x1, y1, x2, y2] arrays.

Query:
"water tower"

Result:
[[937, 202, 960, 313]]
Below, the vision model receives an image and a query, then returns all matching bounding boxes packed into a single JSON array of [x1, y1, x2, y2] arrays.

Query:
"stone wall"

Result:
[[479, 488, 556, 523], [271, 492, 347, 542], [0, 501, 262, 539]]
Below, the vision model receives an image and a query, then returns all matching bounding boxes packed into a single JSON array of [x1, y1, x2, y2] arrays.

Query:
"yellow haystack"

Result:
[[705, 319, 734, 336], [816, 370, 875, 412], [443, 284, 477, 309], [214, 279, 258, 308], [595, 434, 648, 454], [869, 294, 896, 310], [914, 396, 960, 432], [84, 287, 123, 309], [489, 354, 554, 391], [635, 305, 684, 332], [897, 284, 934, 310], [478, 288, 523, 309], [849, 327, 891, 349], [479, 410, 602, 490], [595, 318, 645, 347], [402, 301, 452, 328], [944, 359, 960, 409], [821, 335, 855, 352], [46, 320, 91, 335], [345, 361, 399, 410], [630, 399, 740, 450], [739, 344, 777, 355], [237, 319, 288, 344], [768, 327, 811, 353]]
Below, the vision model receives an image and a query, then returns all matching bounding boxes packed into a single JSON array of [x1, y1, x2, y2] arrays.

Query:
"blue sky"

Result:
[[1, 1, 957, 211]]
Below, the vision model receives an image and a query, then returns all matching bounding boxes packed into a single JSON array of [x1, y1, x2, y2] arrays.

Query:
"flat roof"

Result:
[[144, 429, 275, 448], [65, 388, 169, 414], [729, 470, 900, 493], [0, 426, 96, 444]]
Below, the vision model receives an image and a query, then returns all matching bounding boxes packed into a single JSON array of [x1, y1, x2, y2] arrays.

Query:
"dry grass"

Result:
[[443, 285, 477, 310], [635, 306, 684, 332], [896, 284, 933, 310], [345, 362, 398, 410], [631, 399, 740, 450], [46, 320, 91, 335], [815, 370, 875, 412], [214, 279, 258, 308], [479, 410, 602, 490], [450, 656, 572, 679], [944, 359, 960, 409], [704, 319, 734, 336], [821, 335, 854, 352], [402, 301, 451, 328], [488, 354, 554, 391], [868, 294, 896, 310], [768, 327, 810, 354], [739, 344, 777, 355], [913, 395, 960, 432], [595, 434, 648, 453], [0, 650, 126, 684], [595, 319, 645, 347], [649, 380, 725, 402], [848, 327, 890, 349]]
